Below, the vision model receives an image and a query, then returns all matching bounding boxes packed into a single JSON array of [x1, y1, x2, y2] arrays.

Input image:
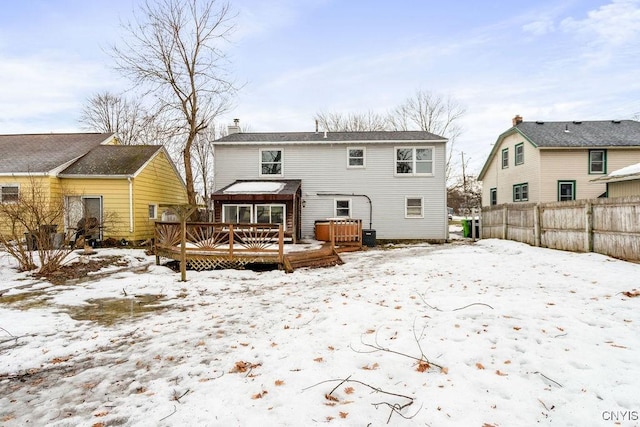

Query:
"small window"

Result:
[[148, 204, 158, 219], [490, 188, 497, 206], [223, 204, 253, 223], [347, 147, 365, 168], [395, 147, 434, 175], [501, 148, 509, 169], [513, 183, 529, 202], [405, 197, 423, 218], [515, 143, 524, 165], [0, 185, 19, 203], [589, 150, 606, 174], [256, 204, 285, 225], [260, 149, 283, 176], [335, 199, 351, 217], [558, 181, 576, 201]]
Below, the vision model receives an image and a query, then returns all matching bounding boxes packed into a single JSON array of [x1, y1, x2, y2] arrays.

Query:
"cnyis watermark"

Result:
[[602, 410, 639, 422]]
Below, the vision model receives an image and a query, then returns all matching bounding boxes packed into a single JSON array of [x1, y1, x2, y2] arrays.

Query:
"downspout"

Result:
[[128, 177, 134, 233], [316, 192, 373, 229]]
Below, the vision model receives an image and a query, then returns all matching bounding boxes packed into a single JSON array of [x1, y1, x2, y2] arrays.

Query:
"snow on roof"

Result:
[[223, 181, 285, 194], [609, 162, 640, 177]]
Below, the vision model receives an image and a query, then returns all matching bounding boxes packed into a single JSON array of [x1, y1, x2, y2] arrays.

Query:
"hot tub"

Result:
[[314, 219, 360, 242]]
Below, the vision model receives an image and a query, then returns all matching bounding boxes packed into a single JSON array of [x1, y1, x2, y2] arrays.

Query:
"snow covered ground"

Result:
[[1, 237, 639, 426]]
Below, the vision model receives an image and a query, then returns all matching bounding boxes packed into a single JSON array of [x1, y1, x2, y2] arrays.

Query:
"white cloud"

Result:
[[561, 0, 640, 45], [522, 18, 555, 36]]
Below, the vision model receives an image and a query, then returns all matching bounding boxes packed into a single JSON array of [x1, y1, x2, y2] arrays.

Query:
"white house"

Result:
[[211, 127, 448, 242]]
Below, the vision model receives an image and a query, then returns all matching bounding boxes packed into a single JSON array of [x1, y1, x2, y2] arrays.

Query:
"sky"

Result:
[[1, 236, 640, 425], [1, 0, 640, 175]]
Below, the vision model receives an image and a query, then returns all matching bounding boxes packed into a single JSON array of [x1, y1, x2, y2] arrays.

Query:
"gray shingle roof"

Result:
[[215, 130, 447, 144], [59, 145, 163, 176], [0, 133, 114, 174], [516, 120, 640, 147]]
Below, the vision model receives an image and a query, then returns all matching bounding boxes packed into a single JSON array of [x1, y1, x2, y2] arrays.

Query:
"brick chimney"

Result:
[[512, 115, 523, 126]]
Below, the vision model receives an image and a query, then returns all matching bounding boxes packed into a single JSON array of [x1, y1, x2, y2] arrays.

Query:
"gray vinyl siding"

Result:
[[214, 142, 447, 240]]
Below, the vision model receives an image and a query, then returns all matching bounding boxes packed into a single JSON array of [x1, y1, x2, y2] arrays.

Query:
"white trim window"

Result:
[[223, 204, 253, 223], [0, 184, 19, 203], [256, 204, 286, 226], [148, 204, 158, 220], [260, 148, 283, 176], [395, 147, 434, 175], [334, 199, 351, 217], [405, 197, 424, 218], [347, 147, 365, 168]]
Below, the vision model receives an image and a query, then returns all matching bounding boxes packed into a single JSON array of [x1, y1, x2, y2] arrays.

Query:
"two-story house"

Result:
[[478, 116, 640, 206], [211, 126, 448, 242]]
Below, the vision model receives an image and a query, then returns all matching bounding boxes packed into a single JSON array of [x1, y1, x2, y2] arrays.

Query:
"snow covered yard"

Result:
[[1, 239, 639, 426]]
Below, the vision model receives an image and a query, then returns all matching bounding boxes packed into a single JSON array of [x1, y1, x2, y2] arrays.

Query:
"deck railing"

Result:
[[154, 222, 284, 279]]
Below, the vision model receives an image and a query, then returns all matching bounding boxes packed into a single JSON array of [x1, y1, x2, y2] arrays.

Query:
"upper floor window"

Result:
[[589, 150, 606, 174], [334, 199, 351, 217], [515, 143, 524, 165], [513, 183, 529, 202], [558, 181, 576, 201], [395, 147, 433, 175], [490, 188, 497, 206], [260, 149, 283, 176], [347, 147, 365, 168], [501, 148, 509, 169], [405, 197, 424, 218], [0, 185, 19, 203]]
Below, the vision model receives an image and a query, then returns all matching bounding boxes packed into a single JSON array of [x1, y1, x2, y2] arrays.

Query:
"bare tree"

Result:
[[192, 123, 225, 202], [389, 90, 465, 182], [315, 110, 388, 132], [0, 177, 74, 274], [111, 0, 237, 206]]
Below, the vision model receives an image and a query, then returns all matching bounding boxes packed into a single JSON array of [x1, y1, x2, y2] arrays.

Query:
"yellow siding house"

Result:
[[0, 133, 187, 243]]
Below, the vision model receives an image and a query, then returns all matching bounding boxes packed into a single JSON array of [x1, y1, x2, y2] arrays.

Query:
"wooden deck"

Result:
[[154, 219, 364, 278]]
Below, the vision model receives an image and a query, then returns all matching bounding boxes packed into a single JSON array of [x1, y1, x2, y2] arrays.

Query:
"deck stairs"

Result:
[[283, 243, 344, 273]]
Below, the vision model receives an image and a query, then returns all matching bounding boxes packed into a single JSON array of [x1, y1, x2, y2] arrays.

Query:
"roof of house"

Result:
[[214, 130, 447, 144], [478, 120, 640, 180], [591, 162, 640, 183], [59, 145, 164, 177], [212, 179, 302, 200], [515, 120, 640, 148], [0, 133, 115, 174]]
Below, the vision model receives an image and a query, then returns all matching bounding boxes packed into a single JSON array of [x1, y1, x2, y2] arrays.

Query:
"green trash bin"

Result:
[[461, 219, 470, 238]]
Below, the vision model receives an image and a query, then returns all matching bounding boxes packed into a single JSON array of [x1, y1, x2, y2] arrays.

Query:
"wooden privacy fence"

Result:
[[481, 196, 640, 262]]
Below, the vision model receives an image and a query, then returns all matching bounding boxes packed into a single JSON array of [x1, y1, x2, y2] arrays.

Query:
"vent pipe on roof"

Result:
[[315, 120, 319, 133], [564, 124, 569, 133], [323, 131, 327, 139]]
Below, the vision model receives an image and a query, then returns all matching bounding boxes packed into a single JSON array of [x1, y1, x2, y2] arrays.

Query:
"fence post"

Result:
[[533, 204, 541, 247], [502, 205, 508, 240], [585, 201, 593, 253]]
